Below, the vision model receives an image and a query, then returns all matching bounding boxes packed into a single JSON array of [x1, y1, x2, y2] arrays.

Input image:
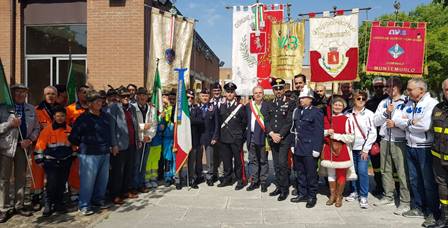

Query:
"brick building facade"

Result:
[[0, 0, 219, 104]]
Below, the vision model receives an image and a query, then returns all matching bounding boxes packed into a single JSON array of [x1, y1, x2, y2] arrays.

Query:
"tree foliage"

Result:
[[357, 3, 448, 97]]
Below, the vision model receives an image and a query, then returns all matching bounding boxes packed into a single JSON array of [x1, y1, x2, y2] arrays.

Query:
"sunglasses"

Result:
[[121, 95, 130, 99], [187, 96, 194, 99], [356, 97, 367, 101], [316, 90, 324, 92], [273, 87, 284, 91], [374, 85, 384, 89]]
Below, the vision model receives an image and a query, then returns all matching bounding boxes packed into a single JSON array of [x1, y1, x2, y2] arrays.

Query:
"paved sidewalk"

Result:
[[95, 182, 424, 228]]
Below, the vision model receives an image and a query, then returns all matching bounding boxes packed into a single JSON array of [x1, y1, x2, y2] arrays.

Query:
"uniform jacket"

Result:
[[373, 95, 407, 142], [246, 101, 269, 146], [107, 103, 139, 151], [191, 103, 219, 147], [394, 92, 439, 148], [35, 124, 72, 160], [133, 103, 157, 141], [66, 102, 87, 126], [431, 100, 448, 165], [0, 103, 40, 157], [35, 101, 54, 129], [266, 96, 294, 141], [291, 106, 324, 156], [219, 100, 247, 144]]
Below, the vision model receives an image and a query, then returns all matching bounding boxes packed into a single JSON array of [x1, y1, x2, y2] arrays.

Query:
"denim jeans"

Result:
[[78, 153, 110, 210], [406, 147, 439, 216], [350, 150, 370, 198], [133, 144, 150, 189]]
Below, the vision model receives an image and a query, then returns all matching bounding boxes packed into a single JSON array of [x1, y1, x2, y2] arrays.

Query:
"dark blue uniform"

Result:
[[291, 106, 324, 202], [190, 102, 219, 184]]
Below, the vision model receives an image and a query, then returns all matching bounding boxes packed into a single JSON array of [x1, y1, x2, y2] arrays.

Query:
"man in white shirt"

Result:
[[394, 79, 439, 227]]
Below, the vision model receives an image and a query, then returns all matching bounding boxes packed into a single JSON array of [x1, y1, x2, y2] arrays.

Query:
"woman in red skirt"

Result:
[[321, 96, 355, 207]]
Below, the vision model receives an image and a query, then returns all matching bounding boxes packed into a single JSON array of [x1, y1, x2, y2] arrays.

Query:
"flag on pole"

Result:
[[66, 56, 77, 104], [174, 68, 192, 174], [151, 64, 164, 122], [0, 59, 14, 108]]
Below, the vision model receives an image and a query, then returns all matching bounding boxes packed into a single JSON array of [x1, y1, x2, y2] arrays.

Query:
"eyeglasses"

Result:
[[273, 87, 284, 91], [374, 85, 384, 88], [356, 97, 367, 101], [187, 96, 194, 99], [121, 95, 130, 99]]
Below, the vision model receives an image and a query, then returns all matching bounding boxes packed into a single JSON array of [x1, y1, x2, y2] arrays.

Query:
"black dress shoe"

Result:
[[14, 208, 33, 217], [206, 180, 214, 186], [42, 205, 54, 217], [235, 182, 245, 191], [277, 192, 288, 201], [175, 183, 182, 190], [246, 183, 259, 191], [269, 188, 281, 196], [290, 195, 308, 203], [306, 198, 317, 208], [217, 180, 232, 188], [261, 184, 268, 193], [0, 210, 12, 223]]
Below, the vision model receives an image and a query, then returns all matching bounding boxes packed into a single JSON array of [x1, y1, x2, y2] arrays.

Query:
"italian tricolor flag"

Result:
[[174, 68, 192, 173]]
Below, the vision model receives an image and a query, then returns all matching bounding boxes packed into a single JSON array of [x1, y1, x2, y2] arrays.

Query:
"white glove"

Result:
[[312, 150, 320, 158], [290, 147, 295, 154]]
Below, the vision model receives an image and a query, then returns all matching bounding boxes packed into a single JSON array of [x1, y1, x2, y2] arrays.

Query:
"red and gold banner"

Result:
[[366, 21, 426, 77]]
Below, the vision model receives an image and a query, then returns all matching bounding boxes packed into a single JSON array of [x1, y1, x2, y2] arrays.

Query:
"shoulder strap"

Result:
[[352, 114, 366, 140], [221, 104, 243, 128]]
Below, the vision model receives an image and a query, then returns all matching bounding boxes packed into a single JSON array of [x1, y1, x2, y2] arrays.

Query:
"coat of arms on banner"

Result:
[[318, 45, 349, 77], [250, 32, 266, 54]]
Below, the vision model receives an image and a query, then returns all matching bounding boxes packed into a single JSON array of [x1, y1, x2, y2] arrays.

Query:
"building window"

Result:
[[26, 25, 87, 55]]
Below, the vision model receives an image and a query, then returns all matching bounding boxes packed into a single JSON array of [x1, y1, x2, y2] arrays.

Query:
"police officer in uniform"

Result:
[[429, 79, 448, 228], [193, 88, 219, 186], [210, 82, 225, 182], [266, 78, 295, 201], [217, 82, 247, 190], [290, 88, 324, 208], [187, 89, 200, 188]]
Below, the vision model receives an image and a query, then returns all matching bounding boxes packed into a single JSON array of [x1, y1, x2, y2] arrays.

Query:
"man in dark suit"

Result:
[[246, 86, 270, 192], [191, 88, 219, 186], [217, 82, 247, 190], [209, 82, 225, 181], [290, 87, 324, 208]]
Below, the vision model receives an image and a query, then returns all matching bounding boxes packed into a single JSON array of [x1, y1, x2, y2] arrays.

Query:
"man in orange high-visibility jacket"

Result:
[[33, 86, 58, 210], [34, 106, 73, 217], [65, 85, 89, 197]]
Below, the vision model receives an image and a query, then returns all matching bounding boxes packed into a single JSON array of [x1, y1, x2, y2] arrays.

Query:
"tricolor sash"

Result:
[[249, 101, 266, 132]]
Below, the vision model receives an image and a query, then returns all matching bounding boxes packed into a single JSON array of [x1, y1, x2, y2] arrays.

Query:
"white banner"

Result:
[[147, 8, 195, 91], [231, 6, 258, 96], [310, 14, 358, 82]]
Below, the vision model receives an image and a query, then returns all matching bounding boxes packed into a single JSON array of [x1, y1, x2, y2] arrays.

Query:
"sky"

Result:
[[175, 0, 432, 67]]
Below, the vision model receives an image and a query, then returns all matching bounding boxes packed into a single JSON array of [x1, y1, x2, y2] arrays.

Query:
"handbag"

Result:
[[370, 142, 381, 156]]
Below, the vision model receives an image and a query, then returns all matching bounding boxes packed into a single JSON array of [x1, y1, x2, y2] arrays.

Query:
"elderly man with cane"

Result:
[[0, 84, 40, 223]]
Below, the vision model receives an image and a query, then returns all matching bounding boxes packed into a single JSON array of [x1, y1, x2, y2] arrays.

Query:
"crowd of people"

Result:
[[1, 75, 448, 228]]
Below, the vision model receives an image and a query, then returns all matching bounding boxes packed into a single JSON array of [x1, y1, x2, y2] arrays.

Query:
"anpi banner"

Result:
[[366, 21, 426, 77]]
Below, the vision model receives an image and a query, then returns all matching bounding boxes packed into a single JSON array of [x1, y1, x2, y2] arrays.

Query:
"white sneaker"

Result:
[[359, 197, 369, 209], [373, 198, 394, 206], [345, 192, 358, 202], [394, 205, 410, 216]]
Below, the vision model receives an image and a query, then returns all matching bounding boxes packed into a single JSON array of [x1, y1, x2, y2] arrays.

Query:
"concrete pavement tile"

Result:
[[228, 198, 298, 210], [158, 195, 228, 209], [263, 208, 344, 225], [183, 208, 262, 225]]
